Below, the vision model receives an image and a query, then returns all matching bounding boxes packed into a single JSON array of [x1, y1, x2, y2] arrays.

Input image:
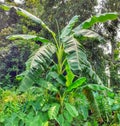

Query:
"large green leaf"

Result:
[[0, 4, 10, 11], [46, 71, 66, 85], [18, 43, 56, 92], [4, 113, 19, 126], [82, 88, 103, 121], [74, 29, 104, 42], [48, 103, 60, 120], [25, 113, 48, 126], [0, 4, 55, 36], [63, 36, 90, 71], [57, 114, 71, 126], [17, 72, 34, 92], [62, 36, 103, 85], [73, 12, 118, 31], [57, 114, 64, 126], [26, 43, 56, 70], [65, 103, 78, 117], [60, 15, 79, 39], [36, 79, 58, 92], [66, 77, 86, 92], [82, 84, 112, 92], [80, 105, 88, 120], [63, 110, 73, 123], [29, 115, 46, 126], [86, 67, 103, 85], [7, 34, 50, 43]]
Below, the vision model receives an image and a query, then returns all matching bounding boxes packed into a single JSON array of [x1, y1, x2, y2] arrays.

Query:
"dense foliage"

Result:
[[0, 1, 120, 126], [0, 87, 120, 126]]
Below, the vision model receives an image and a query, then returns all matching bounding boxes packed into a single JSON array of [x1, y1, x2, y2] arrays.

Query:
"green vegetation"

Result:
[[0, 2, 120, 126], [0, 87, 120, 126]]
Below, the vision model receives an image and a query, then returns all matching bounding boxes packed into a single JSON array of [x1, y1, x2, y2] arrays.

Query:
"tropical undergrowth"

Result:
[[0, 88, 120, 126]]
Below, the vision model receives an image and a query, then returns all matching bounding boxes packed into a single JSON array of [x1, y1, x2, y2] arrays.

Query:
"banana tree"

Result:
[[0, 4, 118, 125]]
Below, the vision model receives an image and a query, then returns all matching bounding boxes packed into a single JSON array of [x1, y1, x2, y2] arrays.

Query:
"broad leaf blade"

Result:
[[65, 63, 75, 87], [7, 34, 50, 43], [86, 67, 103, 85], [63, 36, 90, 71], [62, 36, 103, 85], [48, 103, 60, 120], [82, 84, 112, 92], [57, 114, 71, 126], [0, 4, 10, 11], [18, 72, 34, 92], [26, 43, 56, 70], [80, 105, 88, 120], [63, 110, 73, 123], [74, 29, 104, 42], [73, 12, 118, 31], [66, 77, 86, 92], [47, 71, 66, 85], [57, 114, 64, 126], [60, 15, 79, 38], [65, 103, 78, 117], [18, 44, 56, 92], [37, 79, 58, 92]]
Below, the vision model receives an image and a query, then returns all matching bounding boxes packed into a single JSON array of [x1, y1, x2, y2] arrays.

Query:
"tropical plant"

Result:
[[0, 3, 119, 125]]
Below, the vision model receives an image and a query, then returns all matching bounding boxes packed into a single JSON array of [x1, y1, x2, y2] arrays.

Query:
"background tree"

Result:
[[41, 0, 97, 32], [0, 1, 41, 87], [94, 0, 120, 88]]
